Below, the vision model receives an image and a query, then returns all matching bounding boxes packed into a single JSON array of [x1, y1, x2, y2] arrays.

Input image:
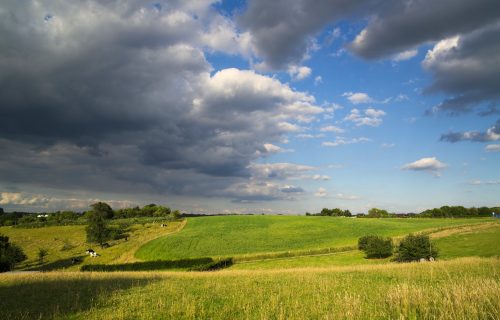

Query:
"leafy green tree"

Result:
[[358, 235, 393, 258], [394, 234, 438, 262], [172, 210, 181, 219], [85, 202, 110, 247], [358, 235, 378, 251], [0, 235, 27, 272], [38, 248, 48, 264], [90, 202, 114, 219], [367, 208, 389, 218]]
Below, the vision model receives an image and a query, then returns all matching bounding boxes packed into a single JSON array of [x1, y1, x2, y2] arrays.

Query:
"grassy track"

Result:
[[0, 258, 498, 319], [433, 223, 500, 259], [135, 215, 491, 260]]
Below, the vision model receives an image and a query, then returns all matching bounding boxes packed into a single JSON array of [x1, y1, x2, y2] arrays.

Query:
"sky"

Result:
[[0, 0, 499, 214]]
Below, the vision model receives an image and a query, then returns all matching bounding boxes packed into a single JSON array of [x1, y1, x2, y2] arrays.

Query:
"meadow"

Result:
[[135, 215, 490, 261], [0, 258, 498, 319], [0, 220, 185, 271], [1, 215, 499, 319]]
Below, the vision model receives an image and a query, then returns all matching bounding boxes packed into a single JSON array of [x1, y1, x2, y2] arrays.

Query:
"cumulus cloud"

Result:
[[440, 120, 500, 142], [314, 76, 323, 86], [320, 125, 345, 133], [334, 193, 360, 200], [288, 65, 312, 81], [342, 92, 375, 104], [485, 144, 500, 152], [392, 49, 418, 62], [344, 108, 386, 127], [237, 0, 500, 114], [237, 0, 379, 69], [322, 137, 371, 147], [350, 0, 500, 59], [221, 181, 305, 202], [0, 192, 136, 211], [468, 179, 500, 185], [402, 157, 447, 176], [315, 187, 328, 198], [422, 24, 500, 115], [0, 1, 329, 203], [249, 163, 315, 180], [296, 133, 325, 139]]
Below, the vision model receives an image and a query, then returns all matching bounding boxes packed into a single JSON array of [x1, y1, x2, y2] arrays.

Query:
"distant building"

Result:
[[37, 214, 49, 218], [493, 212, 500, 218]]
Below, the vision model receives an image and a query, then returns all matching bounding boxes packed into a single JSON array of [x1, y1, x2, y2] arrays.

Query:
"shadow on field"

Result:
[[0, 277, 158, 319], [27, 255, 86, 271], [81, 257, 215, 271]]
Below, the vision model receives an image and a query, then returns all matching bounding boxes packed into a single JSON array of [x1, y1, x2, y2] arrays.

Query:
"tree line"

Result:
[[307, 206, 499, 218], [0, 203, 181, 227]]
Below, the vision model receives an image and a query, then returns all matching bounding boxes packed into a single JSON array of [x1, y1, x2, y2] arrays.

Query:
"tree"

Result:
[[394, 234, 438, 262], [358, 235, 378, 251], [86, 210, 110, 247], [90, 202, 114, 219], [38, 248, 49, 264], [367, 208, 389, 218], [358, 235, 393, 258], [0, 235, 27, 272]]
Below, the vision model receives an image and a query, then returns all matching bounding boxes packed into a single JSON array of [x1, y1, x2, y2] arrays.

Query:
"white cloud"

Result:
[[263, 143, 283, 153], [342, 92, 374, 104], [322, 137, 371, 147], [312, 175, 331, 181], [468, 179, 500, 185], [392, 49, 418, 61], [344, 108, 386, 127], [296, 133, 325, 139], [402, 157, 447, 176], [334, 193, 360, 200], [381, 143, 395, 148], [0, 192, 136, 210], [485, 144, 500, 152], [249, 163, 315, 180], [314, 76, 323, 86], [320, 125, 345, 133], [315, 187, 328, 198], [288, 65, 312, 81]]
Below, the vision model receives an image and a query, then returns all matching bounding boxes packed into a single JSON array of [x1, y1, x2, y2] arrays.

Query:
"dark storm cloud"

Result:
[[0, 1, 322, 202], [238, 0, 382, 70], [350, 0, 500, 59], [423, 22, 500, 115], [440, 120, 500, 143], [240, 0, 500, 114]]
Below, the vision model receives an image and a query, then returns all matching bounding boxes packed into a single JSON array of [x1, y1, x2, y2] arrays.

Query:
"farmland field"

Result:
[[1, 215, 499, 319], [135, 215, 491, 260], [0, 258, 498, 319]]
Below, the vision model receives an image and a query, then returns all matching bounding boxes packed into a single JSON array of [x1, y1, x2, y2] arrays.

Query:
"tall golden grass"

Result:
[[1, 257, 498, 319]]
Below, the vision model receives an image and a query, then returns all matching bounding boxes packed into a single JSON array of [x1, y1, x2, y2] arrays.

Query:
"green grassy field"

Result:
[[135, 215, 491, 261], [0, 258, 498, 319], [0, 220, 185, 271], [1, 216, 499, 319], [433, 223, 500, 259], [230, 221, 500, 270]]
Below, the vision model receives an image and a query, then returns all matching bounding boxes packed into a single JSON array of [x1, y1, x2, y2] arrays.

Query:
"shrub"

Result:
[[394, 234, 438, 262], [364, 236, 393, 259], [0, 235, 27, 272], [358, 235, 378, 251]]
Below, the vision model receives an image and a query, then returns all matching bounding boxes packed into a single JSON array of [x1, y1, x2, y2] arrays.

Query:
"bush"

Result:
[[0, 235, 27, 272], [364, 236, 393, 259], [394, 234, 438, 262], [358, 235, 378, 251]]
